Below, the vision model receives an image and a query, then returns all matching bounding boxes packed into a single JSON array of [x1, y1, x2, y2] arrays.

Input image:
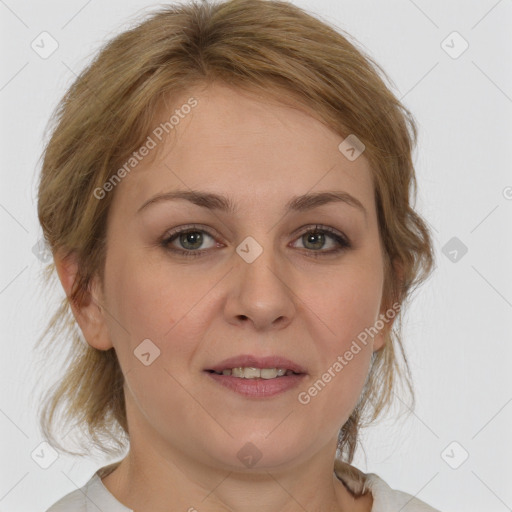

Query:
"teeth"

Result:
[[218, 367, 296, 379]]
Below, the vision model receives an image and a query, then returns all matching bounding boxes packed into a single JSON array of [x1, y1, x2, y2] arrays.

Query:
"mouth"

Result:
[[203, 355, 307, 398], [204, 354, 307, 378], [205, 367, 302, 378]]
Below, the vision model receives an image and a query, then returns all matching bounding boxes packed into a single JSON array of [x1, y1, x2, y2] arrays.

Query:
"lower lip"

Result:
[[205, 371, 306, 398]]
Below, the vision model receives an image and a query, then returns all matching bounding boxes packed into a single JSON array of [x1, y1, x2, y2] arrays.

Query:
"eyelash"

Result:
[[160, 224, 351, 259]]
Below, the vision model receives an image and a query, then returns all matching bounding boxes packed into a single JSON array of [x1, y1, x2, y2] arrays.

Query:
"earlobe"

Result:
[[54, 250, 113, 351], [373, 258, 403, 352], [372, 328, 389, 352], [372, 301, 400, 353]]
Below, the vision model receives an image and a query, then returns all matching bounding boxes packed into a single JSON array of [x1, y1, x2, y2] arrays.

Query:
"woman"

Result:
[[38, 0, 438, 510]]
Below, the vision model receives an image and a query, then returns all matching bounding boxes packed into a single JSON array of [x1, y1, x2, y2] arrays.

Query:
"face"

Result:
[[83, 82, 390, 470]]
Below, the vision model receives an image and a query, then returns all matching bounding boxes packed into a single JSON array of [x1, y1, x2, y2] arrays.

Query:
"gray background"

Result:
[[1, 0, 511, 511]]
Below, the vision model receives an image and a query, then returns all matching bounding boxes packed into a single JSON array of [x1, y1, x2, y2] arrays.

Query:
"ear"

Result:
[[54, 250, 113, 351], [373, 258, 403, 352]]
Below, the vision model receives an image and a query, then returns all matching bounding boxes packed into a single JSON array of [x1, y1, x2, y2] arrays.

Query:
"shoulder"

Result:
[[334, 459, 442, 512], [45, 486, 87, 512], [363, 473, 441, 511], [45, 462, 127, 512], [45, 467, 132, 512]]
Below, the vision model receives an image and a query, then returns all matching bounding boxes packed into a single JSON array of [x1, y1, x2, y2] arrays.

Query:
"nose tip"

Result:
[[226, 260, 295, 331]]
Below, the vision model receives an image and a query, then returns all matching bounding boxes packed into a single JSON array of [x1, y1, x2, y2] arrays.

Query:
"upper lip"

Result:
[[206, 354, 307, 374]]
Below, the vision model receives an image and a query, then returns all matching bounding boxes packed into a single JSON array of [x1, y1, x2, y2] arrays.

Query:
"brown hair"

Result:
[[36, 0, 434, 466]]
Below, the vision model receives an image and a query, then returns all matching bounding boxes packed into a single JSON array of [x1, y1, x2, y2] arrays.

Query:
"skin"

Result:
[[56, 82, 397, 512]]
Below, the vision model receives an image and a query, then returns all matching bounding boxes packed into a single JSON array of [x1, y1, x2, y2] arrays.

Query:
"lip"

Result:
[[205, 354, 308, 374], [205, 372, 306, 398]]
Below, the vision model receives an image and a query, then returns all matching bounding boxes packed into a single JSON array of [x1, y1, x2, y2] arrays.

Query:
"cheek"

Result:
[[298, 261, 383, 419], [311, 259, 384, 350], [101, 255, 205, 435], [104, 251, 191, 343], [102, 249, 220, 383]]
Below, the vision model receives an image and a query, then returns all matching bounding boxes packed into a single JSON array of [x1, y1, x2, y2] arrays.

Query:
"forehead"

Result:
[[110, 82, 376, 218]]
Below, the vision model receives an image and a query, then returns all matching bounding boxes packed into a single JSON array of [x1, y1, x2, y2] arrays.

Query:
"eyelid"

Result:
[[161, 223, 222, 241], [291, 223, 348, 241]]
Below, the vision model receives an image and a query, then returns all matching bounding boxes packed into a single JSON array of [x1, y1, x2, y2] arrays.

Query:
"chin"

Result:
[[204, 432, 308, 472]]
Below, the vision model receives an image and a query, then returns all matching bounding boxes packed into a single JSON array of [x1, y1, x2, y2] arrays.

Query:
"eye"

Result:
[[160, 225, 219, 257], [160, 224, 351, 258], [291, 225, 351, 256]]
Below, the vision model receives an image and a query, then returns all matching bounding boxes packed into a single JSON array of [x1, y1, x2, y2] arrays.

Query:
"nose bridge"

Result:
[[239, 238, 282, 288]]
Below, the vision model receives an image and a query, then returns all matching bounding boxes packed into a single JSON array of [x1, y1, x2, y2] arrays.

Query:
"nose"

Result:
[[223, 245, 296, 331]]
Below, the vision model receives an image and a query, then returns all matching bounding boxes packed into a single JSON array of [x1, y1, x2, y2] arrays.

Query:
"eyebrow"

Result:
[[137, 189, 367, 217]]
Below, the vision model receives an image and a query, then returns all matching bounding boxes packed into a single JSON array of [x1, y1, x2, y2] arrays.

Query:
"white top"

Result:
[[46, 459, 441, 512]]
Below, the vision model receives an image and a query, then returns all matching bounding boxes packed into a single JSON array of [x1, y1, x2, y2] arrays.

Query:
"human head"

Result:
[[36, 0, 434, 463]]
